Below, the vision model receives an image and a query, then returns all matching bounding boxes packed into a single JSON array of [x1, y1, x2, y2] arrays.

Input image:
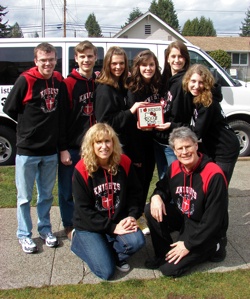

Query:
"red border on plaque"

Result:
[[137, 104, 163, 128]]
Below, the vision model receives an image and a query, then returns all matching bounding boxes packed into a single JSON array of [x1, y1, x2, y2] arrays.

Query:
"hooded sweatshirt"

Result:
[[154, 70, 192, 145], [94, 83, 134, 147], [72, 154, 143, 235], [152, 153, 228, 252], [189, 84, 240, 162], [3, 67, 63, 156], [59, 69, 97, 151]]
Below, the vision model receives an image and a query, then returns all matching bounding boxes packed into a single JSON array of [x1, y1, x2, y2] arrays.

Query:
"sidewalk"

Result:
[[0, 159, 250, 290]]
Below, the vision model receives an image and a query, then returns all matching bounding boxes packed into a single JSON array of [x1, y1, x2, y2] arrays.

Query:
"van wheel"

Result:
[[0, 126, 16, 165], [229, 120, 250, 157]]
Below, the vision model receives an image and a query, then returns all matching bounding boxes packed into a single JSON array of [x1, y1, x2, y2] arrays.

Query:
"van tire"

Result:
[[0, 126, 16, 165], [229, 120, 250, 157]]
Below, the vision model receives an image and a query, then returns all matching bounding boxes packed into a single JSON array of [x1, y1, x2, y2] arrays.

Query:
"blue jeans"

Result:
[[71, 229, 145, 280], [16, 154, 58, 239], [154, 141, 177, 179], [58, 149, 80, 227]]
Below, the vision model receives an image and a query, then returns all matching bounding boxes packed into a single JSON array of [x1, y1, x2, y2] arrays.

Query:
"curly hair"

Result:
[[80, 123, 122, 176], [128, 50, 162, 94], [162, 41, 190, 83], [96, 46, 129, 89], [182, 64, 214, 107]]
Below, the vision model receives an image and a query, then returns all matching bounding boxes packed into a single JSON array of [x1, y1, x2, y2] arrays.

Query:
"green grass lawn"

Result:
[[0, 165, 249, 298]]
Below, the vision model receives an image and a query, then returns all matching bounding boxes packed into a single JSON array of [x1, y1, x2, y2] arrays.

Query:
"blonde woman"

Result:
[[71, 123, 145, 280]]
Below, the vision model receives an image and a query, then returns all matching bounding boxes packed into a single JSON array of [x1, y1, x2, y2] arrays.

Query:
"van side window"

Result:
[[188, 50, 228, 87], [0, 47, 62, 85], [122, 47, 149, 70], [68, 47, 104, 73]]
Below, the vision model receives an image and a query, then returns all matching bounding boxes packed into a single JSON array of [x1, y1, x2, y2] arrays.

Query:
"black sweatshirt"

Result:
[[59, 69, 97, 151], [3, 67, 63, 156], [72, 154, 143, 234], [189, 84, 240, 162], [152, 153, 228, 251], [154, 70, 192, 145]]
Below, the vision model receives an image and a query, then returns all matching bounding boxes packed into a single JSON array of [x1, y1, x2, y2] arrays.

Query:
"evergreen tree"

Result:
[[0, 5, 11, 37], [182, 16, 216, 36], [122, 7, 143, 28], [9, 22, 23, 38], [85, 13, 102, 37], [149, 0, 180, 31], [240, 6, 250, 36]]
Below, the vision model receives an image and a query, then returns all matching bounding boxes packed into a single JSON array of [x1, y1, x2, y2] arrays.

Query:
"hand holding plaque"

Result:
[[137, 104, 163, 128]]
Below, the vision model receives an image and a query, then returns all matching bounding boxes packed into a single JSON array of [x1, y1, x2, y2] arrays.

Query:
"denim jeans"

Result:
[[58, 149, 80, 227], [154, 141, 177, 179], [16, 154, 58, 239], [71, 229, 145, 280]]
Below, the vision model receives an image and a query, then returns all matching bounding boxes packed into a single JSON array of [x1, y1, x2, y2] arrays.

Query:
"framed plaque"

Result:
[[137, 104, 163, 128]]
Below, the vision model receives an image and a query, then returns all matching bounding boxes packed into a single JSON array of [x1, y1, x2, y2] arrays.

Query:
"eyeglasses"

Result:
[[37, 58, 56, 63]]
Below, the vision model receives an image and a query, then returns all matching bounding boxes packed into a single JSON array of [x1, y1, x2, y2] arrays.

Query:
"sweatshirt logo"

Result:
[[40, 88, 58, 113], [79, 92, 94, 116], [175, 186, 197, 216]]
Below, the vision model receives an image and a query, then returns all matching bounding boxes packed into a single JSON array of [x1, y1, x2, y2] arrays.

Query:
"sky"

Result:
[[2, 0, 249, 38]]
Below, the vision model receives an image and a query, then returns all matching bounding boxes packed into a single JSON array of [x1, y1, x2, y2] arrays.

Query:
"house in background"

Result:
[[113, 11, 189, 43], [114, 11, 250, 81], [185, 36, 250, 81]]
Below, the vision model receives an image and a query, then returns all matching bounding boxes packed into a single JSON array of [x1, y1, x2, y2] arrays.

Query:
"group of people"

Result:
[[3, 39, 239, 280]]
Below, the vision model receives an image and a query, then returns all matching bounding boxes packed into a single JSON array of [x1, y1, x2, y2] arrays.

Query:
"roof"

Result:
[[185, 36, 250, 52], [113, 11, 189, 43]]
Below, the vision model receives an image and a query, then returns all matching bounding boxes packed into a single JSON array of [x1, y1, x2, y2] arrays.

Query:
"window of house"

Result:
[[232, 53, 248, 66], [145, 25, 151, 35]]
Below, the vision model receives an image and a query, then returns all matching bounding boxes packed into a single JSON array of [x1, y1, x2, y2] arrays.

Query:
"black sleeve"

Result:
[[58, 81, 70, 151], [184, 173, 228, 250], [3, 76, 28, 121], [94, 84, 133, 133]]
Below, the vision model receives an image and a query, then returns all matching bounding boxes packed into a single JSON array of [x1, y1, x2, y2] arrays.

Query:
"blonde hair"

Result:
[[96, 46, 129, 89], [183, 64, 214, 107], [80, 123, 122, 176]]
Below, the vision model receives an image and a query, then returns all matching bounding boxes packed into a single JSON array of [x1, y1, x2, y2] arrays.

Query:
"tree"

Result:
[[85, 13, 102, 37], [0, 5, 11, 37], [182, 16, 216, 36], [122, 7, 143, 28], [149, 0, 179, 31], [209, 50, 231, 69], [240, 6, 250, 36], [9, 22, 23, 38]]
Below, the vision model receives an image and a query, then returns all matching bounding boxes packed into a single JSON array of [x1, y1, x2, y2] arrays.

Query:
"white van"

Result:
[[0, 37, 250, 165]]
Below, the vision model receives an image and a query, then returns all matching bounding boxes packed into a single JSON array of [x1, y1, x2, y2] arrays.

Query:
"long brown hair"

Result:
[[129, 50, 162, 94], [96, 46, 129, 89], [162, 41, 190, 82]]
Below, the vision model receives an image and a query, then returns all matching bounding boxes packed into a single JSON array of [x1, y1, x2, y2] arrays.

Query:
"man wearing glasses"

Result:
[[144, 126, 228, 277], [3, 42, 63, 253]]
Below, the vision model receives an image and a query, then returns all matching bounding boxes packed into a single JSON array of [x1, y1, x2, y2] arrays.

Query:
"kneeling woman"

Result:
[[71, 123, 145, 280]]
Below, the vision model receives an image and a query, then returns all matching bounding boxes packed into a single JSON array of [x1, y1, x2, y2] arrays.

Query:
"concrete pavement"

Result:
[[0, 159, 250, 290]]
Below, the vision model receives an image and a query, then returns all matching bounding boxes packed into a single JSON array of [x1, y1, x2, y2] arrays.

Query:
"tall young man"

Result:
[[58, 41, 98, 239], [4, 43, 63, 253]]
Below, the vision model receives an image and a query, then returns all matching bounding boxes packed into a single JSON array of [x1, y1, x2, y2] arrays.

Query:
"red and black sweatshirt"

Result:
[[151, 153, 228, 252], [59, 69, 97, 151], [72, 154, 143, 235], [3, 67, 63, 156]]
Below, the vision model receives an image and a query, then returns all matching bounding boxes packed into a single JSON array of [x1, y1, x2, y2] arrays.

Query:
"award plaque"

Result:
[[137, 104, 164, 128]]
